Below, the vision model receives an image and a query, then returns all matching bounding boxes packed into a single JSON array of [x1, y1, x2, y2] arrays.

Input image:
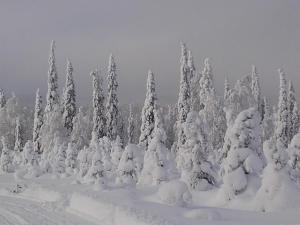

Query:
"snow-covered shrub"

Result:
[[287, 133, 300, 181], [0, 136, 14, 173], [177, 111, 216, 190], [116, 145, 138, 186], [85, 151, 104, 184], [110, 136, 123, 171], [65, 143, 78, 173], [22, 140, 41, 177], [254, 138, 300, 212], [77, 146, 89, 178], [53, 144, 67, 174], [117, 144, 143, 185], [157, 180, 192, 207], [220, 108, 263, 199]]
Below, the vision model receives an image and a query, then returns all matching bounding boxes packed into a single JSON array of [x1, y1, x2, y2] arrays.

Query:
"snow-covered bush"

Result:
[[177, 111, 216, 190], [53, 144, 67, 174], [85, 151, 104, 184], [117, 144, 143, 185], [116, 145, 138, 186], [77, 146, 89, 178], [254, 138, 300, 212], [22, 140, 41, 177], [65, 143, 78, 173], [220, 108, 263, 199], [110, 136, 123, 171], [157, 180, 192, 207]]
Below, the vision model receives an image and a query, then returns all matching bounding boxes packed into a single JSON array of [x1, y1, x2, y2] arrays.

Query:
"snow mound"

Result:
[[157, 180, 192, 207]]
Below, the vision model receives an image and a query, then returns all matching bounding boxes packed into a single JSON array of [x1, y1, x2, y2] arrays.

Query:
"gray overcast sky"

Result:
[[0, 0, 299, 106]]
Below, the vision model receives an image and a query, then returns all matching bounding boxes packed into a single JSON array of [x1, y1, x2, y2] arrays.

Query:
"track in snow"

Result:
[[0, 195, 98, 225]]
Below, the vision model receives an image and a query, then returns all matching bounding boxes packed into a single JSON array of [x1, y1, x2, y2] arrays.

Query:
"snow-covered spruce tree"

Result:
[[291, 102, 300, 137], [65, 143, 78, 172], [166, 105, 176, 149], [223, 75, 255, 127], [77, 146, 90, 178], [91, 70, 106, 140], [251, 65, 262, 117], [99, 136, 113, 176], [85, 150, 104, 184], [40, 106, 67, 170], [198, 59, 226, 153], [23, 140, 38, 166], [62, 59, 76, 135], [275, 69, 289, 150], [110, 136, 123, 172], [199, 58, 214, 110], [117, 113, 126, 145], [188, 50, 200, 112], [200, 89, 227, 154], [33, 89, 43, 154], [45, 40, 59, 113], [262, 97, 275, 141], [0, 136, 14, 173], [288, 133, 300, 181], [220, 108, 263, 198], [287, 80, 297, 142], [177, 111, 215, 190], [139, 109, 170, 186], [224, 76, 231, 103], [22, 140, 41, 177], [13, 117, 24, 165], [53, 143, 67, 174], [71, 107, 90, 152], [127, 104, 135, 144], [0, 95, 26, 150], [176, 43, 191, 152], [139, 70, 157, 149], [106, 54, 119, 140], [0, 89, 6, 109], [14, 117, 23, 153], [117, 144, 143, 186]]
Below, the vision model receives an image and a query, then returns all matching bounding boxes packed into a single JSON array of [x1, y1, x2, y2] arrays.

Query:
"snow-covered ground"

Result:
[[0, 174, 299, 225]]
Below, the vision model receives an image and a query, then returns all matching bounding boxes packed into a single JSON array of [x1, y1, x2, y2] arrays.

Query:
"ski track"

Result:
[[0, 195, 98, 225]]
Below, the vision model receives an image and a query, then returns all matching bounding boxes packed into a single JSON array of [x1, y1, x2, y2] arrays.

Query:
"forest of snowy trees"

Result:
[[0, 41, 300, 210]]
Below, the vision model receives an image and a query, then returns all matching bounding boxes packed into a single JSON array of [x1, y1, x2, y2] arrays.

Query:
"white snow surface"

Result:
[[0, 173, 299, 225]]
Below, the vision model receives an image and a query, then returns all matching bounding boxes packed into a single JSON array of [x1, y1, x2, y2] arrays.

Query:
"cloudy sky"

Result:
[[0, 0, 299, 106]]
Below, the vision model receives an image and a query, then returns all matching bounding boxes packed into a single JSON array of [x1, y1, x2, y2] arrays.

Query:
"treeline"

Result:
[[0, 41, 299, 206]]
